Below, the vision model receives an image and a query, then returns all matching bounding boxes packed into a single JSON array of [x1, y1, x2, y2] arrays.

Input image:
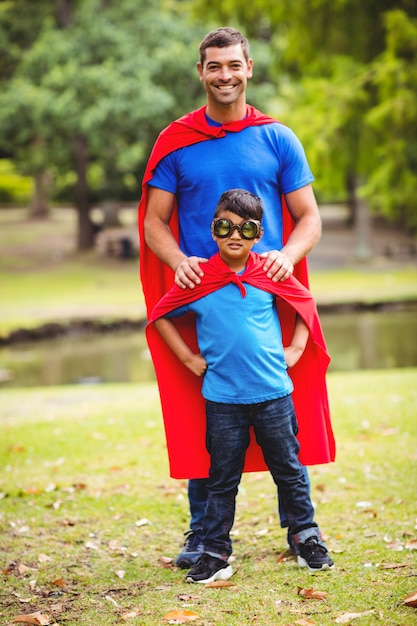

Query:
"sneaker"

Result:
[[186, 553, 233, 584], [175, 530, 203, 569], [297, 537, 334, 572]]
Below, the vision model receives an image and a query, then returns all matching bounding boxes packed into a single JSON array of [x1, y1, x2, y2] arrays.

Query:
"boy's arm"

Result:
[[154, 317, 207, 377], [284, 314, 310, 369]]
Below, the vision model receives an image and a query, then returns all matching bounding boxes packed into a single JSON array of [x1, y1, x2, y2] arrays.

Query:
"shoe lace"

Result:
[[183, 530, 202, 551], [303, 537, 327, 554]]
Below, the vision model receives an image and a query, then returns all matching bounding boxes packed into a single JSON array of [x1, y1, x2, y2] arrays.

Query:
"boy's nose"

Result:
[[229, 226, 242, 239]]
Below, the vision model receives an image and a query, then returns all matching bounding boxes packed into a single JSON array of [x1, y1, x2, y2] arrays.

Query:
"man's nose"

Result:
[[218, 66, 232, 81]]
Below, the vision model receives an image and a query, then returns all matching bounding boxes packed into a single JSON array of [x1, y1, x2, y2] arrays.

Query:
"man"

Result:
[[138, 27, 323, 569]]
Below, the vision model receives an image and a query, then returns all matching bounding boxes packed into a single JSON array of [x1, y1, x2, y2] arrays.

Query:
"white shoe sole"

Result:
[[186, 564, 233, 584], [297, 555, 334, 572]]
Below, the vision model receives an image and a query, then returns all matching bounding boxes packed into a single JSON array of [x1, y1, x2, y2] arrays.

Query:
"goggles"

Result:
[[211, 218, 262, 240]]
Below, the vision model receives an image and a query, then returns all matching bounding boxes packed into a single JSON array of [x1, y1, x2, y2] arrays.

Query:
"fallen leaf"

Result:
[[72, 482, 87, 490], [37, 554, 51, 563], [115, 570, 125, 579], [121, 609, 143, 620], [160, 556, 174, 565], [51, 578, 67, 587], [297, 586, 327, 600], [205, 580, 236, 588], [335, 610, 375, 623], [380, 562, 408, 569], [12, 612, 51, 625], [17, 564, 37, 575], [294, 620, 316, 626], [403, 589, 417, 608], [163, 609, 201, 622], [405, 539, 417, 551], [177, 594, 197, 601], [276, 551, 290, 563], [135, 518, 150, 527]]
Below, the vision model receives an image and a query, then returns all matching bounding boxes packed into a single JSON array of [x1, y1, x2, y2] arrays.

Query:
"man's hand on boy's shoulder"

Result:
[[175, 256, 209, 289], [260, 250, 294, 282]]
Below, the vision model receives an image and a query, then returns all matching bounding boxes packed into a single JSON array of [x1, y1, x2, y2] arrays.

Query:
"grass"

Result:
[[1, 208, 417, 623], [1, 208, 417, 337], [310, 267, 417, 306], [1, 370, 417, 625]]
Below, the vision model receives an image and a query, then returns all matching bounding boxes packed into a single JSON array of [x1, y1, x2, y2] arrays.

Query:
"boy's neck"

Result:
[[219, 251, 250, 273]]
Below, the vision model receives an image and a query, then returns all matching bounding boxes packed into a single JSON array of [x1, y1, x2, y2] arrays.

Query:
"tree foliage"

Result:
[[189, 0, 417, 231], [0, 0, 204, 247]]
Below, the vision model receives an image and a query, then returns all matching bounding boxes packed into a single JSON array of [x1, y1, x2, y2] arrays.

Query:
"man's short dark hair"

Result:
[[214, 189, 263, 222], [199, 27, 250, 66]]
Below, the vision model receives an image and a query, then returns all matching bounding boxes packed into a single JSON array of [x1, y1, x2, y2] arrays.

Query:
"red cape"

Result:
[[149, 252, 335, 478], [138, 105, 321, 479]]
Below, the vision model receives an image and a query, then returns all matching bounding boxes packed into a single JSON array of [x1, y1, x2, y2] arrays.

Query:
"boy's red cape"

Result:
[[138, 105, 334, 479]]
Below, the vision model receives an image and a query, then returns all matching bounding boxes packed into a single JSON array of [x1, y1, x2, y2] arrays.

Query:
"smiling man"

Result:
[[138, 27, 325, 570]]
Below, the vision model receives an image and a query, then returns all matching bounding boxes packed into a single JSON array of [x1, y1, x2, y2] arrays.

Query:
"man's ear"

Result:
[[197, 61, 203, 81], [247, 58, 253, 79]]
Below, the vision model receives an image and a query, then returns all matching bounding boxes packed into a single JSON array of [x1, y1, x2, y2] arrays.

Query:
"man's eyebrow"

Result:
[[206, 59, 244, 65]]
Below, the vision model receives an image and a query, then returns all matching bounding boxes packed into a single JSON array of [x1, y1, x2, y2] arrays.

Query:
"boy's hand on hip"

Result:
[[184, 353, 208, 377]]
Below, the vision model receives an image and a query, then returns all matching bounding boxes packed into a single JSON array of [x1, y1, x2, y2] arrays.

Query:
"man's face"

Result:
[[197, 44, 253, 109]]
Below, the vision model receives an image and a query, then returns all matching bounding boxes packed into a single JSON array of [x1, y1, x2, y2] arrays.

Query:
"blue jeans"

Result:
[[199, 395, 318, 559], [188, 469, 310, 533]]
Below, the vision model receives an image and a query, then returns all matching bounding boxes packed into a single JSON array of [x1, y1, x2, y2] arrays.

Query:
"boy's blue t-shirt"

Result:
[[149, 121, 314, 259], [166, 282, 293, 404]]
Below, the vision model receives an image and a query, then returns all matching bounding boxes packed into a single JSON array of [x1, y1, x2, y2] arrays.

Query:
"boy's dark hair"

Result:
[[199, 27, 250, 66], [214, 189, 263, 221]]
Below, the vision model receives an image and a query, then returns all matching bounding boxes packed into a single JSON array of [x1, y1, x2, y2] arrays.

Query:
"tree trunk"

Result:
[[56, 0, 72, 28], [29, 172, 50, 219], [352, 175, 372, 260], [74, 134, 94, 250]]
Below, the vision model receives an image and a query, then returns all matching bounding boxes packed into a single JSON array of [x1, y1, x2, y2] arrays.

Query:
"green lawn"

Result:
[[1, 210, 416, 623], [1, 370, 416, 625], [1, 208, 417, 337]]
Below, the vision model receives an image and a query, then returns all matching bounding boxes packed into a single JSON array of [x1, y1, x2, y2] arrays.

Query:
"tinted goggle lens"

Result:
[[212, 219, 261, 240]]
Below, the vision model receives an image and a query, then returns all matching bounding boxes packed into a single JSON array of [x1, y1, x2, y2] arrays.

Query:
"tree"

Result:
[[188, 0, 417, 232], [363, 10, 417, 231], [0, 0, 204, 248]]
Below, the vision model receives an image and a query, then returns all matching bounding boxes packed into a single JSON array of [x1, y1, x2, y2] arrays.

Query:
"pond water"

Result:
[[0, 308, 416, 388]]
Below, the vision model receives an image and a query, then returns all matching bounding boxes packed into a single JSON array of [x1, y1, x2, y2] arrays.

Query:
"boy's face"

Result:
[[212, 210, 262, 265]]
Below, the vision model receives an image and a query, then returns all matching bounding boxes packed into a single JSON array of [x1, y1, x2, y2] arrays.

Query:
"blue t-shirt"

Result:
[[149, 119, 314, 258], [167, 281, 293, 404]]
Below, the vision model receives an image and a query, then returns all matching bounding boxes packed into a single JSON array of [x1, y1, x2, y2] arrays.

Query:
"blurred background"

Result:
[[0, 0, 416, 388]]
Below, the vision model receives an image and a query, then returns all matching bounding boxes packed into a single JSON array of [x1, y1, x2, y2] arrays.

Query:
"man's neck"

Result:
[[205, 102, 248, 124]]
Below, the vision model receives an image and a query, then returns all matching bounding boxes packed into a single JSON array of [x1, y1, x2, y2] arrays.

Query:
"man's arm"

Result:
[[261, 184, 321, 282], [144, 186, 208, 289], [154, 317, 207, 376]]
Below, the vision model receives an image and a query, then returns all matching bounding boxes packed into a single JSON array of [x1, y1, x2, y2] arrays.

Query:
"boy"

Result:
[[151, 189, 334, 583]]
